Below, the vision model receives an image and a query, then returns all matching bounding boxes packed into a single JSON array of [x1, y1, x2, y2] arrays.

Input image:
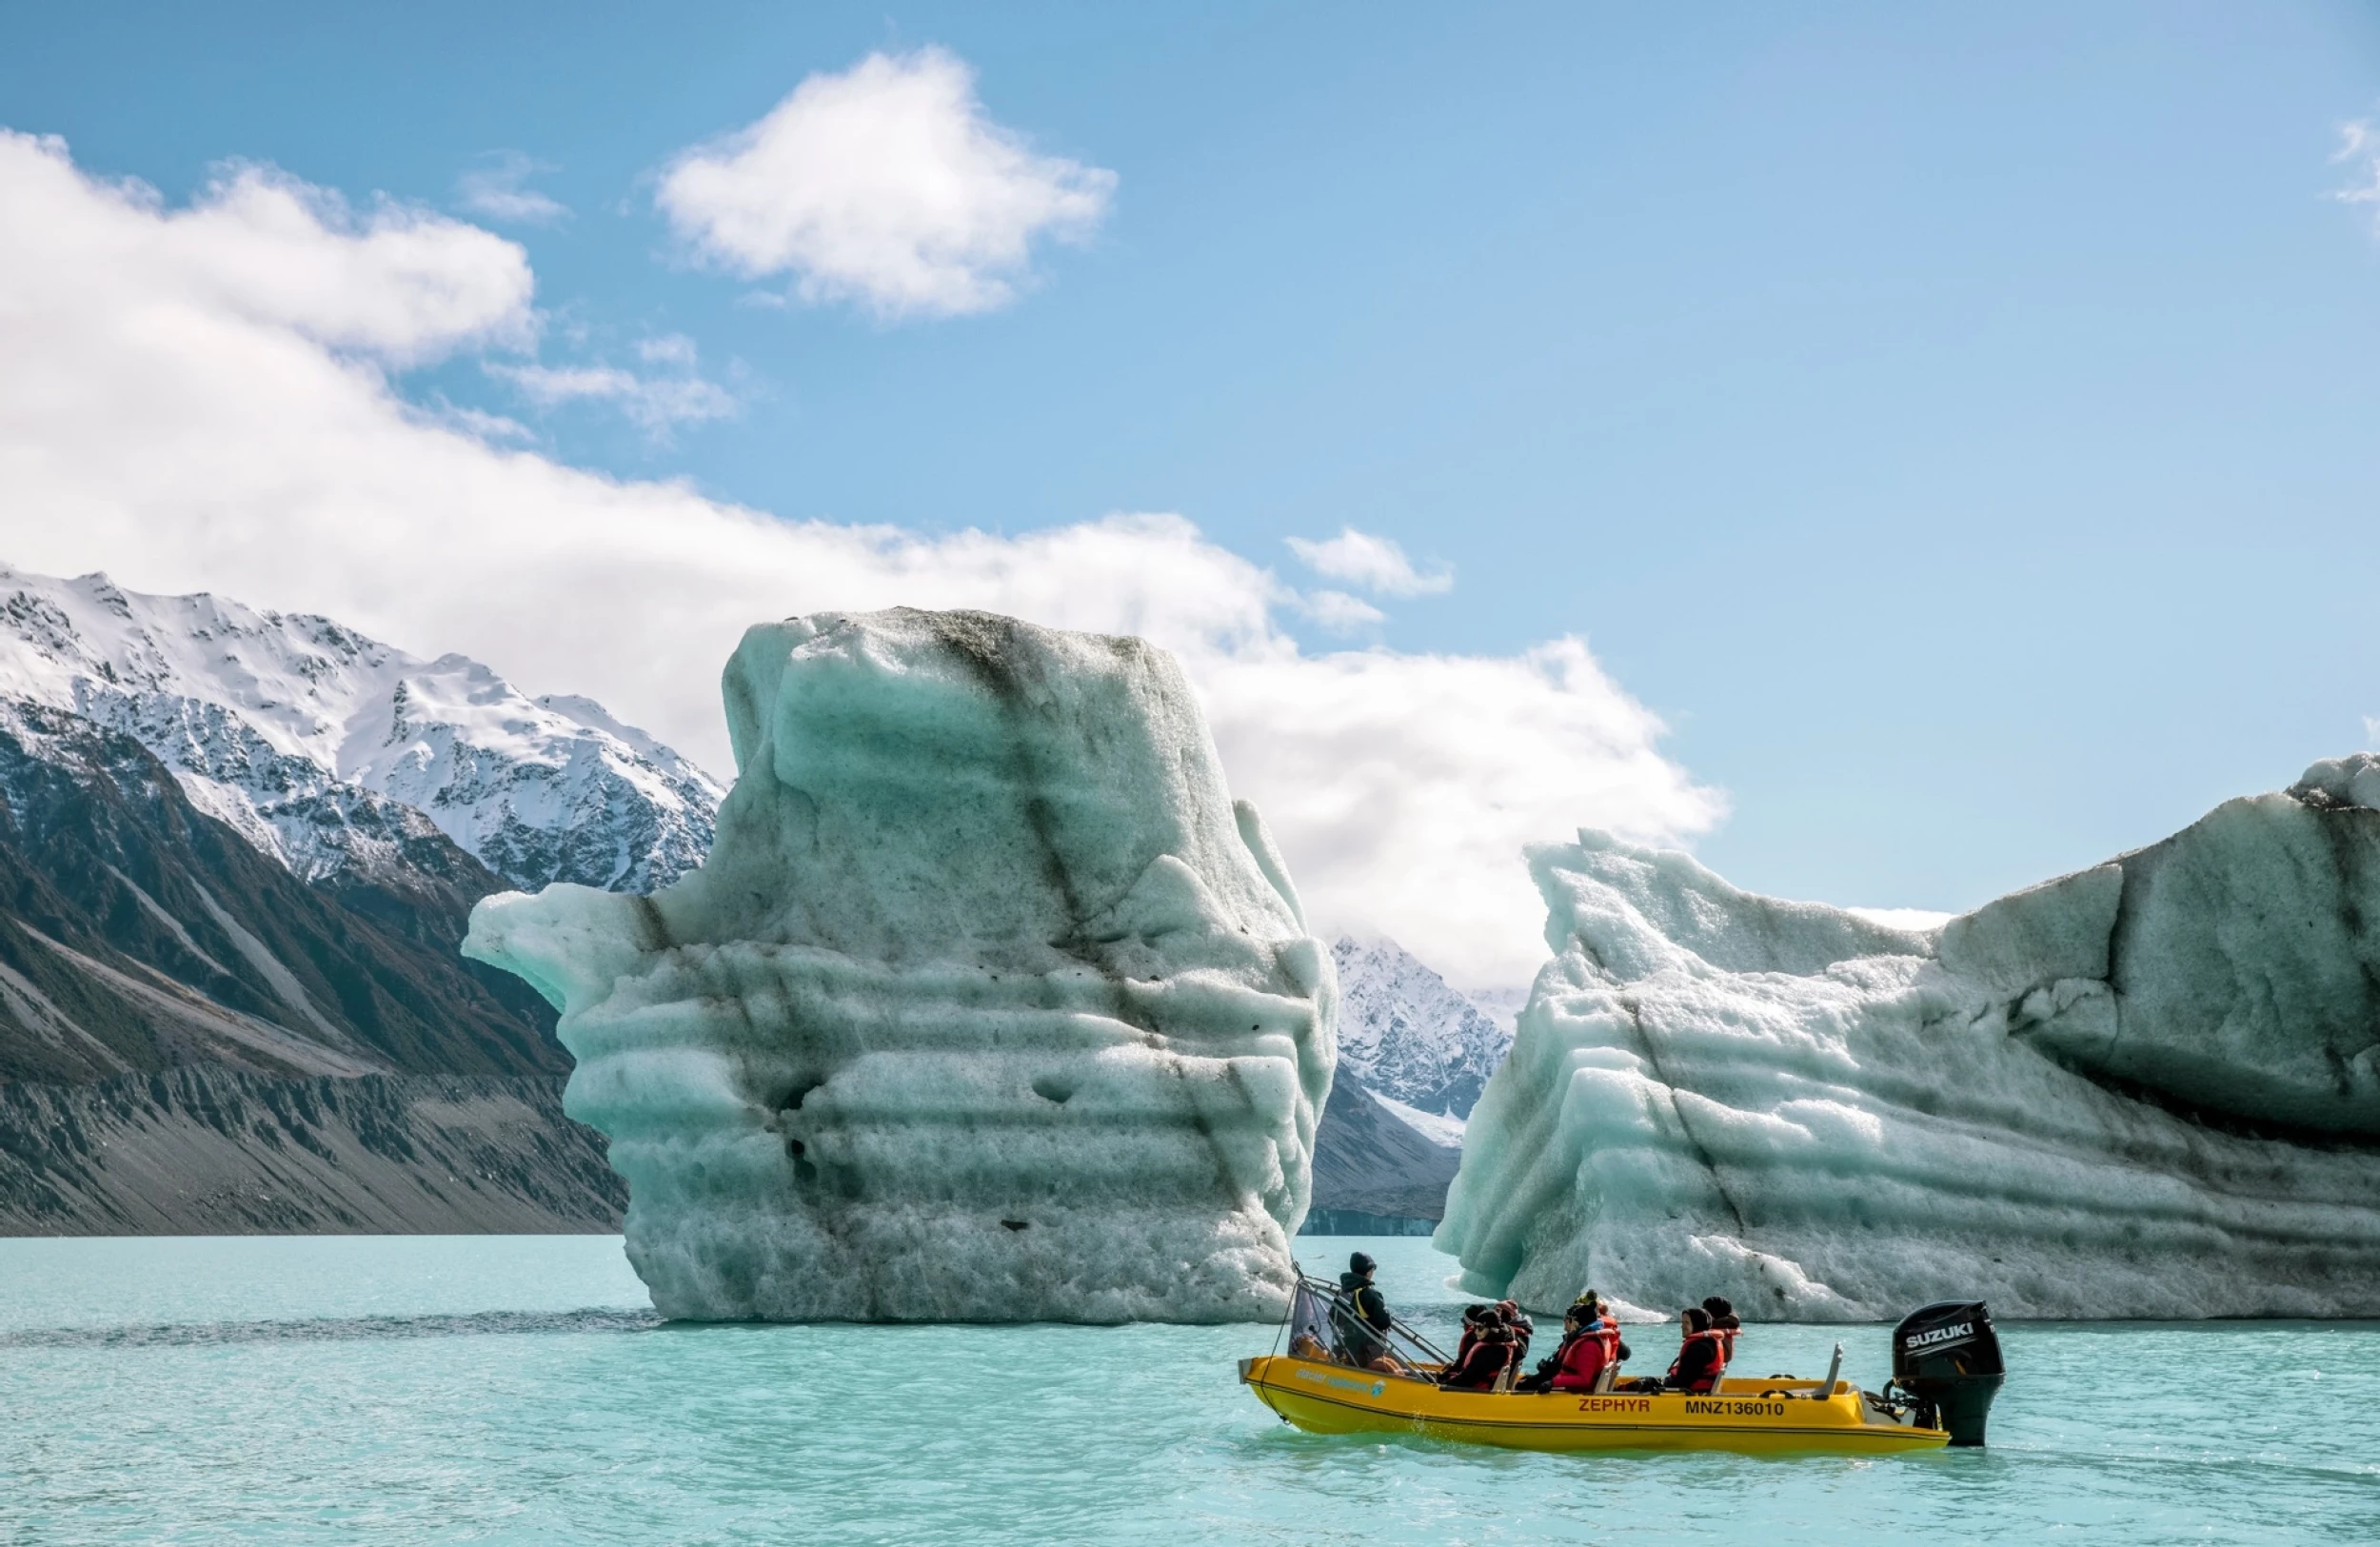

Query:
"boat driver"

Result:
[[1335, 1252, 1411, 1376]]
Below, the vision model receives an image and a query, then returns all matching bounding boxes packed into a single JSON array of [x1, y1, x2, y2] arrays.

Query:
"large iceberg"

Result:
[[465, 609, 1335, 1321], [1438, 764, 2380, 1319]]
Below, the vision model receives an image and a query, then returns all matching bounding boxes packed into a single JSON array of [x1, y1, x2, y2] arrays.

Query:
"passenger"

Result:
[[1449, 1303, 1492, 1373], [1664, 1306, 1727, 1394], [1516, 1294, 1620, 1393], [1700, 1296, 1740, 1363], [1335, 1251, 1411, 1376], [1496, 1299, 1535, 1365], [1438, 1314, 1516, 1390], [1550, 1295, 1623, 1392]]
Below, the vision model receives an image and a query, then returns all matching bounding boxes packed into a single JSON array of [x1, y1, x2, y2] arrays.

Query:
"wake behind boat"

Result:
[[1240, 1272, 2005, 1457]]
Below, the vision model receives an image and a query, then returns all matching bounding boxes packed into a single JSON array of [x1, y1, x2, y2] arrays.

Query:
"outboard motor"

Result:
[[1891, 1300, 2004, 1447]]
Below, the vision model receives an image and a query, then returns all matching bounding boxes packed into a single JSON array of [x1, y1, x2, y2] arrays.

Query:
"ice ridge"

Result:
[[1438, 770, 2380, 1320], [465, 608, 1337, 1322]]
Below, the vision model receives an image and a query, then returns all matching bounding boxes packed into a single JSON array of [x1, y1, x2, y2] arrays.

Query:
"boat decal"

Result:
[[1684, 1399, 1791, 1417], [1576, 1398, 1654, 1413], [1293, 1367, 1387, 1398]]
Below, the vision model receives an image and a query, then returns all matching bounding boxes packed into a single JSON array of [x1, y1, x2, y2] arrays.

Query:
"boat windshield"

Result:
[[1278, 1269, 1450, 1373]]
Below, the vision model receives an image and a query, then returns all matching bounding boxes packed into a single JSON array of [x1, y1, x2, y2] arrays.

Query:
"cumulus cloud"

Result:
[[656, 48, 1116, 320], [1287, 527, 1454, 597], [487, 334, 738, 435], [0, 129, 1718, 988], [0, 143, 536, 367], [456, 150, 567, 226]]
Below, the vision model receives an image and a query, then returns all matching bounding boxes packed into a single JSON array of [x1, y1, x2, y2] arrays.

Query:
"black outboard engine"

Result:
[[1891, 1300, 2005, 1447]]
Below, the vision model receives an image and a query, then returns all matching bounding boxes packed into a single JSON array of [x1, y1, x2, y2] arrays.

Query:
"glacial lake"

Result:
[[2, 1235, 2374, 1545]]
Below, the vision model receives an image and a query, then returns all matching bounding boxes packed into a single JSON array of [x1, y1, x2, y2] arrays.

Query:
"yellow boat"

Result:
[[1238, 1355, 1951, 1455], [1243, 1278, 2003, 1456]]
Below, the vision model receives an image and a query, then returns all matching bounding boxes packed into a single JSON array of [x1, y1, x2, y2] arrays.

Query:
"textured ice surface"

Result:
[[466, 609, 1335, 1321], [1438, 773, 2380, 1319]]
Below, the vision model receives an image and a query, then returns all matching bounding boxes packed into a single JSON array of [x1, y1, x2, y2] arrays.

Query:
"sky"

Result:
[[2, 1, 2378, 988]]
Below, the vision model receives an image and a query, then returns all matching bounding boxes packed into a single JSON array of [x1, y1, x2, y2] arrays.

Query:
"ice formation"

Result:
[[465, 608, 1335, 1321], [1438, 768, 2380, 1320]]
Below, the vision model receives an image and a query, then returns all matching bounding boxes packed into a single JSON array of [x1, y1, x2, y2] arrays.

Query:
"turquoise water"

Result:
[[3, 1236, 2375, 1545]]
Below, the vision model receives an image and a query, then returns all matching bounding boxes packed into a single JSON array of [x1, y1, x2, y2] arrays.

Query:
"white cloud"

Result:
[[1299, 589, 1387, 633], [656, 48, 1116, 320], [456, 151, 567, 226], [4, 144, 536, 367], [487, 334, 738, 436], [0, 129, 1719, 988], [2336, 120, 2380, 228], [1287, 527, 1454, 597]]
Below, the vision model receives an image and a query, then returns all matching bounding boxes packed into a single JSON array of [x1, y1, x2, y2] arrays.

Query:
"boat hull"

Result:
[[1239, 1356, 1951, 1456]]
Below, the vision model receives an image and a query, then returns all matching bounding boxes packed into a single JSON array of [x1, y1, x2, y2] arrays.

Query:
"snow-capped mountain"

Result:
[[1331, 935, 1515, 1119], [0, 567, 723, 893]]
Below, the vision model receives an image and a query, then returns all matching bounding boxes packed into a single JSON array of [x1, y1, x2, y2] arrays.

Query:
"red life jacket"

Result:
[[1547, 1330, 1604, 1391], [1667, 1329, 1727, 1393]]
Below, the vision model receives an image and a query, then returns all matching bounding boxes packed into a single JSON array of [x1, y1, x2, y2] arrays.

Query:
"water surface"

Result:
[[2, 1235, 2373, 1544]]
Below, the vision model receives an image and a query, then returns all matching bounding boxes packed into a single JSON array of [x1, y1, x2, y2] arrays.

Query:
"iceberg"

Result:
[[464, 609, 1335, 1321], [1438, 766, 2380, 1320]]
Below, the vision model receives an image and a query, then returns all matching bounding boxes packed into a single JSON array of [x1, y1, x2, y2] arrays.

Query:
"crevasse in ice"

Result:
[[1438, 768, 2380, 1319], [464, 609, 1335, 1321]]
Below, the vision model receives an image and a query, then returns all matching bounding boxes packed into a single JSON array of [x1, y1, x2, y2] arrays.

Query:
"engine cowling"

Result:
[[1891, 1300, 2005, 1447]]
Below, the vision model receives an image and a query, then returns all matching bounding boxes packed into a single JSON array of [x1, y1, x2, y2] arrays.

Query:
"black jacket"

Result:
[[1336, 1272, 1393, 1356]]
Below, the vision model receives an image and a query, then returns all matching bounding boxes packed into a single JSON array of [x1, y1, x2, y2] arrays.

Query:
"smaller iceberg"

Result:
[[1438, 764, 2380, 1319], [466, 609, 1335, 1321]]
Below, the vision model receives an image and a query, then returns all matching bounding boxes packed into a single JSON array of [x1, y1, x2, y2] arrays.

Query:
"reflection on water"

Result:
[[1, 1235, 2375, 1545]]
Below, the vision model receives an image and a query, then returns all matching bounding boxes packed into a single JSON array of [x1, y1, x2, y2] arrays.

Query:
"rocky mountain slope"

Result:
[[1300, 937, 1513, 1231], [0, 700, 624, 1232], [1302, 1070, 1463, 1234], [0, 567, 714, 1233]]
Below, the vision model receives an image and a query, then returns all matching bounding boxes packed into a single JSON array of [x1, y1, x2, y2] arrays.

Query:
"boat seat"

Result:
[[1590, 1362, 1619, 1395]]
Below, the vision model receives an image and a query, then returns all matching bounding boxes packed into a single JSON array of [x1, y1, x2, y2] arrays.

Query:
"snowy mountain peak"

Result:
[[0, 565, 724, 893], [1331, 935, 1515, 1119]]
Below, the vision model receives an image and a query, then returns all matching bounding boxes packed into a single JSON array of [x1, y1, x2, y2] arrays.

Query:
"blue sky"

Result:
[[4, 1, 2379, 980]]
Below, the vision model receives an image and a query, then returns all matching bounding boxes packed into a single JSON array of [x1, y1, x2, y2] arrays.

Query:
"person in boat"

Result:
[[1516, 1294, 1622, 1393], [1701, 1296, 1740, 1362], [1447, 1302, 1488, 1374], [1497, 1299, 1534, 1365], [1664, 1306, 1728, 1394], [1437, 1310, 1517, 1390], [1334, 1252, 1411, 1375]]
